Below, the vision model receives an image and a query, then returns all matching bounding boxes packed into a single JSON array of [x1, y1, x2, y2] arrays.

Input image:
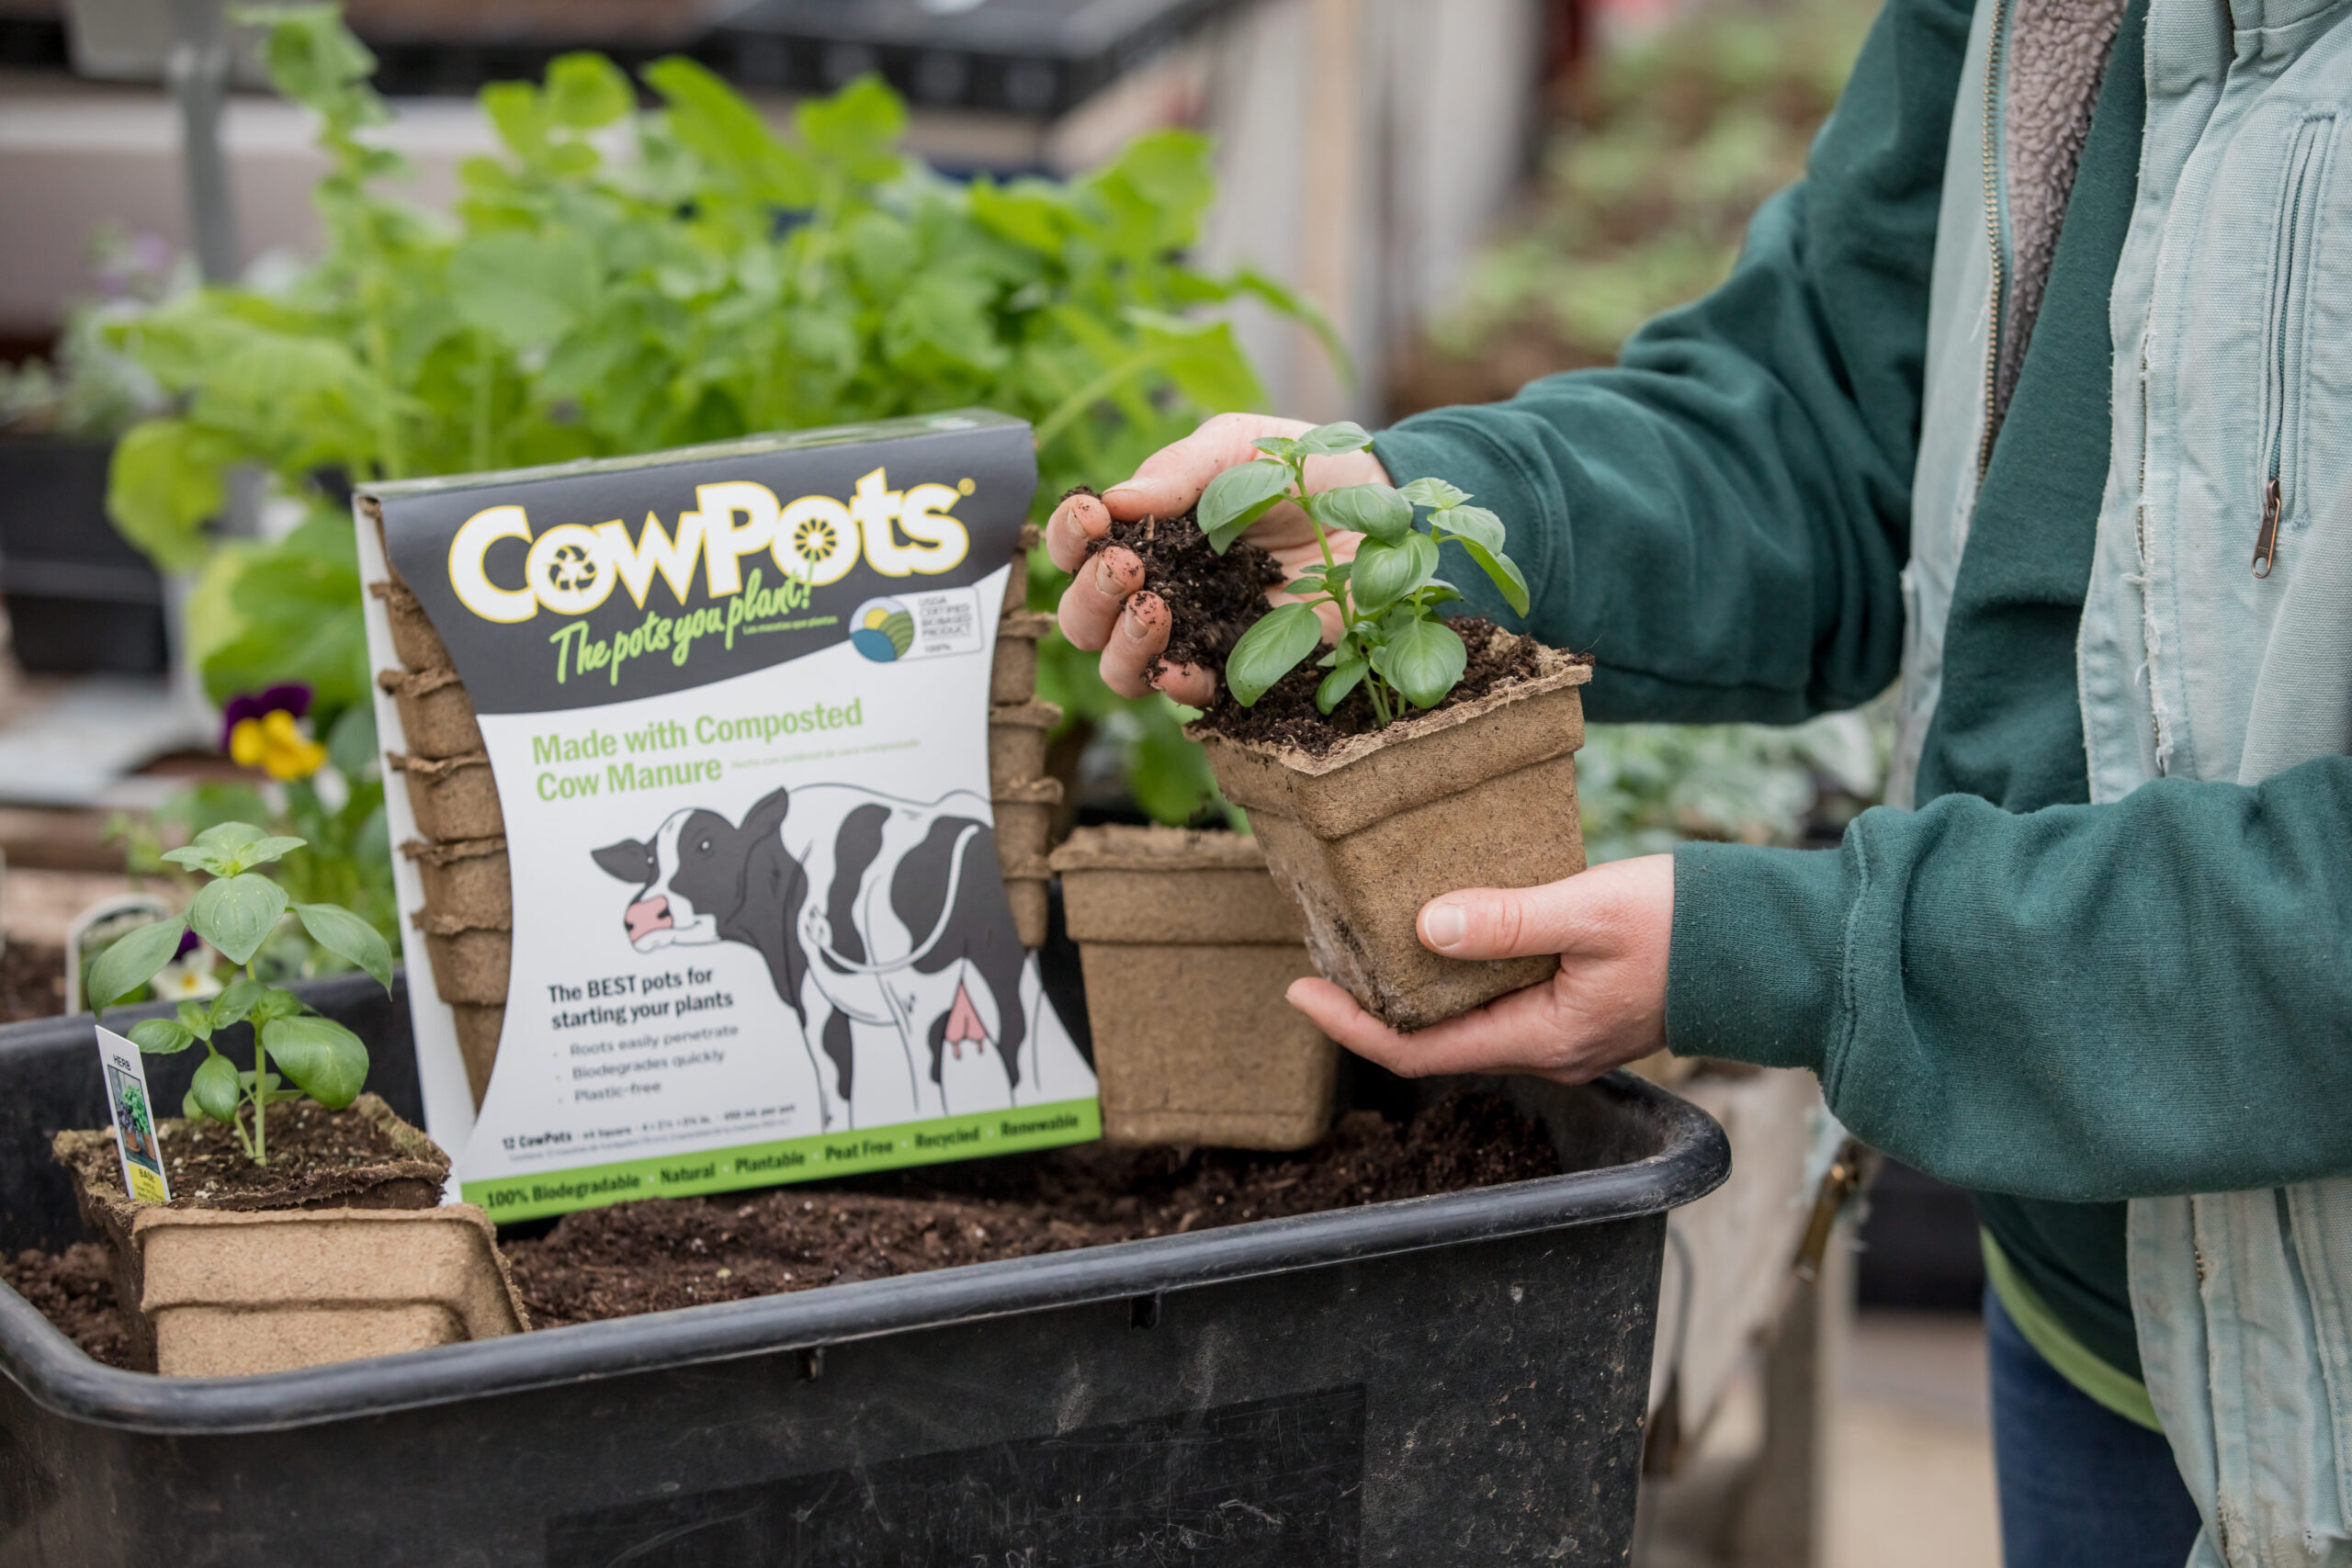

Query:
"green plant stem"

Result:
[[246, 959, 266, 1168], [1032, 347, 1171, 452]]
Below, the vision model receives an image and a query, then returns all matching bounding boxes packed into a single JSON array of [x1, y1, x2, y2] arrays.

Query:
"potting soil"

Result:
[[1197, 617, 1559, 756], [108, 1100, 437, 1211], [0, 943, 65, 1024], [1073, 491, 1285, 672], [503, 1091, 1557, 1326], [2, 1242, 132, 1368]]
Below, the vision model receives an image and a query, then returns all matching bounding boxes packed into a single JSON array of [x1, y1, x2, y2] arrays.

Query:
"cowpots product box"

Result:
[[357, 411, 1098, 1222]]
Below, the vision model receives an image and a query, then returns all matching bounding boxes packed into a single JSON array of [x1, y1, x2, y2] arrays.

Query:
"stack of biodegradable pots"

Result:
[[989, 525, 1061, 949], [366, 498, 513, 1110], [1050, 826, 1335, 1150], [1193, 644, 1593, 1032], [52, 1094, 528, 1376]]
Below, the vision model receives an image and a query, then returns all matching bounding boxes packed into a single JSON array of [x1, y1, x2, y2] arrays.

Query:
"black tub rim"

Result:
[[0, 1000, 1727, 1437]]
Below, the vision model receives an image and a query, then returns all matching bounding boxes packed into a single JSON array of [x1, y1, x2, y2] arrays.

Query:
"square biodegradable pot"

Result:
[[1192, 654, 1591, 1032], [379, 665, 483, 759], [54, 1093, 454, 1371], [415, 918, 512, 1006], [987, 700, 1058, 789], [131, 1204, 529, 1377], [404, 836, 510, 924], [391, 750, 505, 840], [992, 776, 1063, 869], [1051, 826, 1336, 1150], [370, 578, 451, 671], [992, 612, 1052, 705]]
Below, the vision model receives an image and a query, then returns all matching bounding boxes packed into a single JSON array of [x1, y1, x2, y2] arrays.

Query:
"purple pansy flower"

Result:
[[218, 683, 312, 753], [174, 928, 202, 961]]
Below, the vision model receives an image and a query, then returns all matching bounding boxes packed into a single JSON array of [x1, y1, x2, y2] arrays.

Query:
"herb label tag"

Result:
[[95, 1025, 170, 1204]]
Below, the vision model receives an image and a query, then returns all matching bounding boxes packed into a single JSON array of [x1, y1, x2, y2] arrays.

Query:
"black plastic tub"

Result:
[[0, 436, 168, 676], [0, 973, 1727, 1566]]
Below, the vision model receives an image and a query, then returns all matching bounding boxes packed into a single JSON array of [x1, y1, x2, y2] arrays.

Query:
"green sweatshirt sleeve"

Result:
[[1669, 755, 2352, 1201], [1373, 0, 1973, 725]]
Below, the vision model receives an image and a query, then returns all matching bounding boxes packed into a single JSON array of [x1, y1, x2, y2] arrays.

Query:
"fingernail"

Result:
[[1423, 901, 1466, 952], [1095, 554, 1125, 593], [1103, 481, 1148, 502], [1123, 606, 1152, 641]]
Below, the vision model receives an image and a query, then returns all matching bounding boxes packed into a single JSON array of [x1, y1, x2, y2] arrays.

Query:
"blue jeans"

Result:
[[1985, 1284, 2205, 1568]]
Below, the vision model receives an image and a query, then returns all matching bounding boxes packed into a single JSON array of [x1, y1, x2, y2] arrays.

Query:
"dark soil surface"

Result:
[[1195, 617, 1560, 757], [1072, 488, 1285, 673], [0, 943, 66, 1025], [2, 1244, 131, 1369], [505, 1091, 1559, 1328], [138, 1100, 442, 1211]]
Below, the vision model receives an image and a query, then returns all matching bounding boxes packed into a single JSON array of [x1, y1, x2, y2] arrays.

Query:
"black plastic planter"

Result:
[[0, 436, 168, 677], [0, 973, 1727, 1566]]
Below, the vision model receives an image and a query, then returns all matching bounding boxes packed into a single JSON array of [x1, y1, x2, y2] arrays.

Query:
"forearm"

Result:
[[1668, 755, 2352, 1200]]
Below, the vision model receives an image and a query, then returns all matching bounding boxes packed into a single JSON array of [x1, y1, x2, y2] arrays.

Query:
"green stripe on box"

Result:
[[462, 1098, 1102, 1222]]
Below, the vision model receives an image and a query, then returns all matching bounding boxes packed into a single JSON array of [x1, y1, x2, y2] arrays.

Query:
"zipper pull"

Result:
[[2254, 478, 2283, 578]]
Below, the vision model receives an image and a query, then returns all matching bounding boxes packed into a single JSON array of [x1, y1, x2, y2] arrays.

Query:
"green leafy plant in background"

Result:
[[1576, 702, 1888, 863], [1202, 423, 1528, 723], [1419, 0, 1876, 378], [86, 822, 392, 1166], [103, 6, 1334, 823]]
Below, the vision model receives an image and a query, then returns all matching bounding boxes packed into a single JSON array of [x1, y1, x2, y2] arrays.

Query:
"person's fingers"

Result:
[[1057, 545, 1142, 651], [1102, 412, 1309, 522], [1098, 591, 1172, 699], [1150, 660, 1217, 707], [1287, 976, 1600, 1084], [1045, 490, 1113, 572], [1417, 880, 1593, 964]]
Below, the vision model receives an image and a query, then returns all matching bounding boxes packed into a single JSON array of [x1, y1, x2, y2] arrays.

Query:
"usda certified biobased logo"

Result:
[[849, 596, 915, 662]]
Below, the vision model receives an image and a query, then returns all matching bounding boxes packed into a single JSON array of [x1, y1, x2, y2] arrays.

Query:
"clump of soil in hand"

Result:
[[127, 1100, 442, 1212], [503, 1091, 1556, 1328], [0, 943, 66, 1025], [1071, 486, 1285, 674], [1193, 616, 1561, 758], [2, 1243, 130, 1369]]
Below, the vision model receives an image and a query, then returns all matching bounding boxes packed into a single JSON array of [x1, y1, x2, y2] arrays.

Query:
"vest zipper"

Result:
[[2254, 117, 2333, 578], [1974, 0, 2010, 480], [2138, 339, 2165, 770]]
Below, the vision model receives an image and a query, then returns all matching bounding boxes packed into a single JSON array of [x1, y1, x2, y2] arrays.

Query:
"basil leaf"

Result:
[[1429, 504, 1504, 553], [1446, 533, 1532, 616], [86, 918, 188, 1012], [1308, 483, 1412, 542], [1400, 476, 1470, 512], [263, 1015, 370, 1110], [1225, 601, 1323, 706], [129, 1019, 196, 1055], [1198, 460, 1294, 551], [1317, 657, 1370, 715], [1379, 616, 1468, 709], [208, 976, 265, 1031], [294, 902, 394, 992], [1290, 421, 1374, 457], [190, 1052, 242, 1123], [1350, 533, 1439, 613], [188, 874, 290, 966]]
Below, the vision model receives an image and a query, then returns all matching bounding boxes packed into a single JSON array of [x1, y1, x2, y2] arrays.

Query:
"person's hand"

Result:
[[1286, 855, 1676, 1083], [1047, 412, 1391, 705]]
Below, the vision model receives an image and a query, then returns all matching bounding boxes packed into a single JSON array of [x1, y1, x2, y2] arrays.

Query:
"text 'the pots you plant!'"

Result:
[[85, 822, 393, 1166]]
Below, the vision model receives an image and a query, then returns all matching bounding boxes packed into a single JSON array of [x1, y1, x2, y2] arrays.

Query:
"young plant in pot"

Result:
[[1185, 423, 1592, 1032], [54, 822, 526, 1377]]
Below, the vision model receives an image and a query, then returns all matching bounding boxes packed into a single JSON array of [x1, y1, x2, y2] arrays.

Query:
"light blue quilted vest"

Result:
[[1897, 0, 2352, 1561]]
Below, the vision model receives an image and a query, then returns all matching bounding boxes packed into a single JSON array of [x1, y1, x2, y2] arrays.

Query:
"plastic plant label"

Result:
[[359, 411, 1099, 1223], [96, 1025, 170, 1203]]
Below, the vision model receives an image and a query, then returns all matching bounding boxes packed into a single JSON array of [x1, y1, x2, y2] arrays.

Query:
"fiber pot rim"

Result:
[[0, 1063, 1723, 1438], [1184, 653, 1591, 779]]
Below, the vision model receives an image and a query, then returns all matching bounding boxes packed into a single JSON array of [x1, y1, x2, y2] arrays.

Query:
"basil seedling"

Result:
[[1198, 423, 1530, 724], [86, 822, 392, 1167]]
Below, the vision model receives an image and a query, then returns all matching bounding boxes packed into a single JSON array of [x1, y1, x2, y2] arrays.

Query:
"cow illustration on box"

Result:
[[593, 785, 1039, 1130]]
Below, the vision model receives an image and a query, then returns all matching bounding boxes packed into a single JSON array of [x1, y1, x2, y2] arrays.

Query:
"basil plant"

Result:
[[1199, 423, 1531, 725], [88, 823, 393, 1166]]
